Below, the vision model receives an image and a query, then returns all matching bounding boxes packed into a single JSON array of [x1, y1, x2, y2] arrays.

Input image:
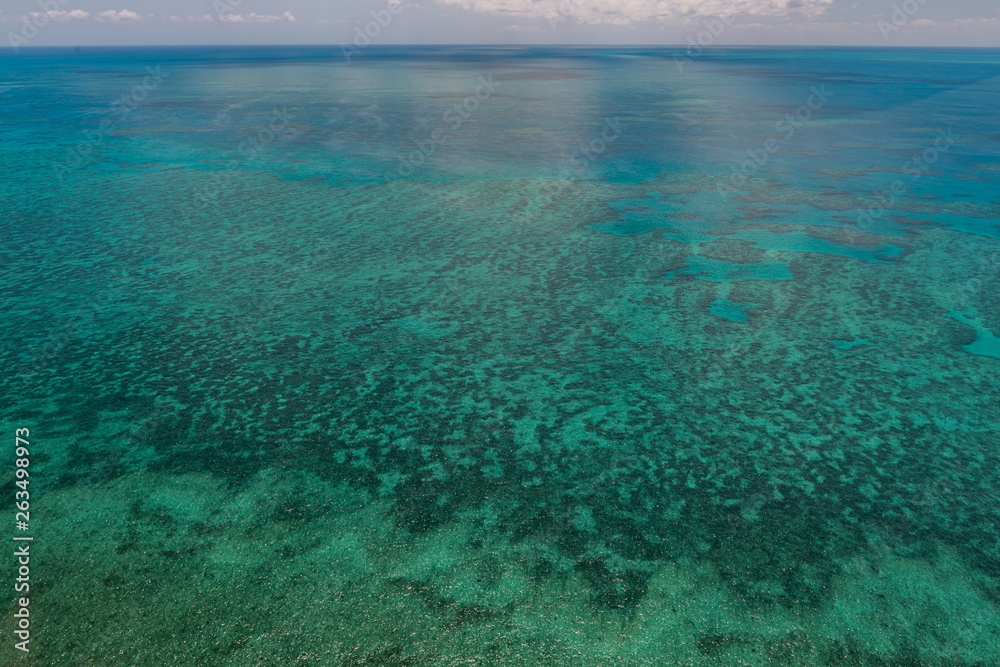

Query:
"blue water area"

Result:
[[2, 45, 1000, 665], [665, 255, 794, 281], [709, 298, 760, 322], [831, 338, 873, 350], [947, 310, 1000, 358]]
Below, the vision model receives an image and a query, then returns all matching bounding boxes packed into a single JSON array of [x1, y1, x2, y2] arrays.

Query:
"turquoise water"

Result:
[[2, 46, 1000, 664], [709, 298, 759, 322]]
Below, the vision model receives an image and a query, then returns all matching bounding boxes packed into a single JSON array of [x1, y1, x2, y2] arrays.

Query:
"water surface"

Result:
[[2, 45, 999, 665]]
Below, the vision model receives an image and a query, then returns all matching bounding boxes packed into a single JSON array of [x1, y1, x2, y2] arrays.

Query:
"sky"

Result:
[[2, 0, 999, 48]]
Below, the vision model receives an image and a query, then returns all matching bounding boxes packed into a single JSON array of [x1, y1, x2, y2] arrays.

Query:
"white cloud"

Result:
[[95, 9, 142, 22], [435, 0, 834, 25], [42, 9, 91, 21], [220, 12, 296, 23], [161, 12, 215, 22], [875, 16, 1000, 30], [953, 17, 1000, 27]]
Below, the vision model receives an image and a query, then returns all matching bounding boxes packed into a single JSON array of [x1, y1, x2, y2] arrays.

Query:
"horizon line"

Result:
[[7, 43, 1000, 50]]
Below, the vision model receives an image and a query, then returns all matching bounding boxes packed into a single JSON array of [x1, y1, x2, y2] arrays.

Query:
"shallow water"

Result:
[[2, 46, 1000, 665]]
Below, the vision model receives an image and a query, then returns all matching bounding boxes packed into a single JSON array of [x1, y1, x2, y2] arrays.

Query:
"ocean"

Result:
[[2, 45, 999, 664]]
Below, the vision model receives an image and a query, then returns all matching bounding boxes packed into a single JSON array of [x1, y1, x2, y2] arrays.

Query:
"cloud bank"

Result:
[[437, 0, 834, 25], [95, 9, 141, 22], [220, 12, 297, 23]]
